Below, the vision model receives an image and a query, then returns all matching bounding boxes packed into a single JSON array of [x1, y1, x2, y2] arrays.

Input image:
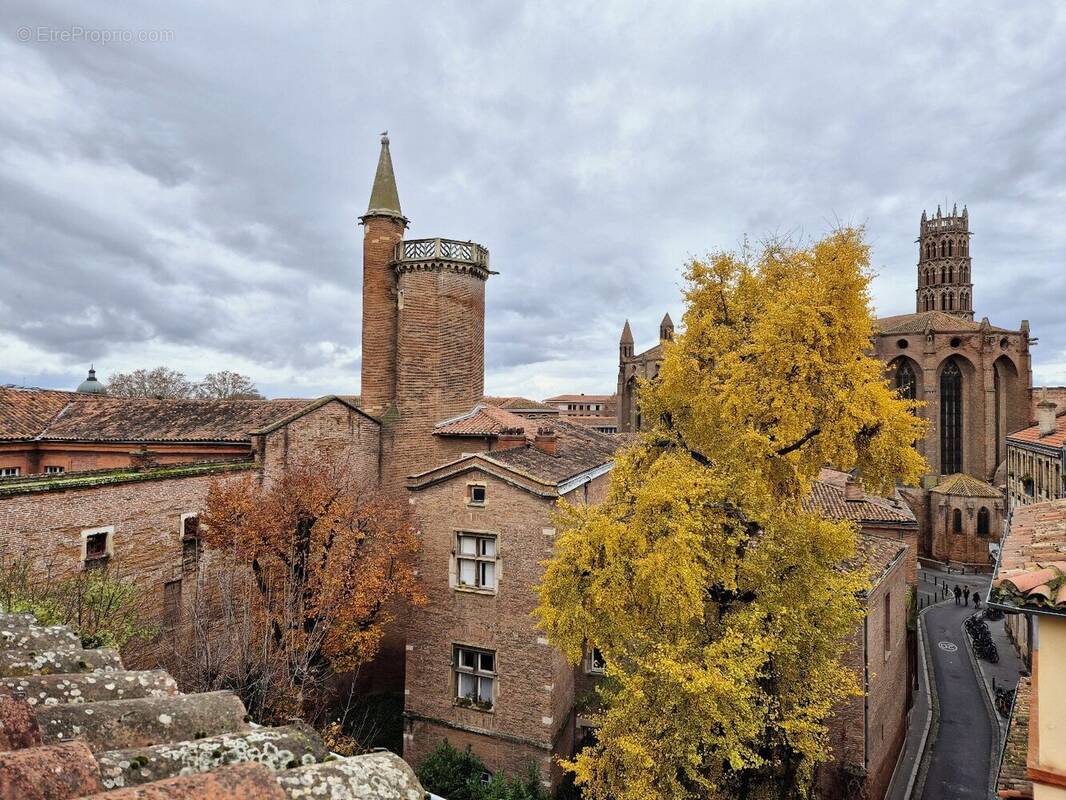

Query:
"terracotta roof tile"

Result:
[[481, 396, 559, 413], [991, 499, 1066, 614], [996, 676, 1032, 798], [481, 420, 619, 484], [1007, 409, 1066, 450], [542, 394, 615, 404], [0, 387, 312, 443], [874, 310, 1011, 335], [852, 533, 908, 587], [434, 403, 536, 438], [805, 468, 917, 525], [929, 473, 1001, 498]]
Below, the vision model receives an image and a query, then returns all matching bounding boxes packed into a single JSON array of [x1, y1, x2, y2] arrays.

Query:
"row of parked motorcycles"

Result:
[[964, 613, 1000, 663]]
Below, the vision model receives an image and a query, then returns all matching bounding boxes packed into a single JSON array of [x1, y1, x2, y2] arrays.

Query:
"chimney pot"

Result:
[[1037, 391, 1058, 437], [496, 427, 527, 451], [845, 475, 864, 502], [534, 427, 557, 456]]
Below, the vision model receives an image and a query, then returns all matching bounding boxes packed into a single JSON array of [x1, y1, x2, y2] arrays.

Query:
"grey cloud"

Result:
[[1, 0, 1064, 398]]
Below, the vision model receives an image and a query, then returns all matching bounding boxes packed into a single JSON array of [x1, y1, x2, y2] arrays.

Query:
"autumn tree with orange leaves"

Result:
[[195, 453, 424, 722]]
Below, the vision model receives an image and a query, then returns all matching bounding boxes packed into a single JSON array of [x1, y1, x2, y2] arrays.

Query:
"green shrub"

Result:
[[417, 740, 550, 800], [0, 554, 154, 648]]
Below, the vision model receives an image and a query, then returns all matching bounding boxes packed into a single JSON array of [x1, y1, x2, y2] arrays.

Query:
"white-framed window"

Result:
[[456, 533, 497, 591], [466, 483, 487, 507], [454, 645, 495, 710], [180, 513, 201, 572], [44, 466, 65, 475], [587, 647, 606, 674], [81, 526, 114, 569], [0, 467, 20, 477]]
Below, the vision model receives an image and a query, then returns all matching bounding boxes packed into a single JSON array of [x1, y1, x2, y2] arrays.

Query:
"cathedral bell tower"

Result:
[[916, 204, 973, 321]]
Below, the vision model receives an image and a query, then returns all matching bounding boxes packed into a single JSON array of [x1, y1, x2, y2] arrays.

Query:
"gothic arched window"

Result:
[[948, 293, 955, 311], [952, 508, 963, 534], [977, 507, 990, 537], [940, 360, 963, 474], [895, 361, 917, 401], [941, 241, 947, 257]]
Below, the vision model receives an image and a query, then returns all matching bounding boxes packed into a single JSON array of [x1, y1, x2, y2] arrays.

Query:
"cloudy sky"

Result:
[[2, 2, 1064, 400]]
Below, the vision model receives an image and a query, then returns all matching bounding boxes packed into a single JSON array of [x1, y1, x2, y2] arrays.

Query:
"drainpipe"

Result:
[[863, 613, 870, 772]]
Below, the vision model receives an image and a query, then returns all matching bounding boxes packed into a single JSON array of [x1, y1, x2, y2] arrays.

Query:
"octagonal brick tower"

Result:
[[916, 204, 974, 320]]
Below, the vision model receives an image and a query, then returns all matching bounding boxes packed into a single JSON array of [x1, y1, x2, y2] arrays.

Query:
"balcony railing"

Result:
[[395, 238, 490, 269]]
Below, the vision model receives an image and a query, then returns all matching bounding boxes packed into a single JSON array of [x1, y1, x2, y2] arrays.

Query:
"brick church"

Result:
[[618, 204, 1035, 570]]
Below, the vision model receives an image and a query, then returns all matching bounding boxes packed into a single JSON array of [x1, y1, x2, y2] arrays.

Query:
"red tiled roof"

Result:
[[805, 468, 917, 525], [991, 499, 1066, 614], [874, 310, 1012, 335], [0, 387, 312, 443], [542, 394, 616, 404], [481, 396, 559, 413], [853, 533, 908, 587], [482, 420, 620, 484], [1008, 410, 1066, 450], [929, 473, 1001, 498], [434, 403, 536, 438]]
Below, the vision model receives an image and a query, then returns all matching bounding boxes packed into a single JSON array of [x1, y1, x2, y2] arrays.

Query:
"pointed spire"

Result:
[[937, 204, 942, 218], [620, 319, 634, 344], [660, 313, 674, 328], [921, 209, 927, 222], [365, 132, 404, 220], [952, 202, 957, 216], [962, 204, 968, 218]]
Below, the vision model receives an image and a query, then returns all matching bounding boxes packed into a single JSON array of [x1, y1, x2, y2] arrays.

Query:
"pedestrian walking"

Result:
[[954, 584, 962, 605], [964, 586, 971, 605], [973, 592, 982, 609]]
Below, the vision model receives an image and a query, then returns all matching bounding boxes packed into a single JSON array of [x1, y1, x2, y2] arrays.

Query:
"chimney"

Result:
[[845, 474, 864, 502], [495, 427, 526, 451], [1037, 390, 1058, 437], [533, 427, 557, 456], [129, 447, 158, 471]]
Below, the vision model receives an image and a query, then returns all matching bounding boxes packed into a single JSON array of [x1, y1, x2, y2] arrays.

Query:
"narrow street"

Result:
[[914, 568, 1017, 800]]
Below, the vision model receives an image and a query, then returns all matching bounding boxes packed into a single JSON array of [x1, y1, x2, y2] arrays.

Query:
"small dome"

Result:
[[76, 366, 108, 395]]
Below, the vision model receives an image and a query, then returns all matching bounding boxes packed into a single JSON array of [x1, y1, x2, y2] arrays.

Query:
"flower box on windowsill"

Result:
[[455, 696, 493, 713]]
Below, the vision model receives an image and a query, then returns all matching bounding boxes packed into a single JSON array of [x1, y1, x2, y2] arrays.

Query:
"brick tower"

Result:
[[360, 133, 408, 413], [916, 204, 973, 320], [359, 135, 493, 486]]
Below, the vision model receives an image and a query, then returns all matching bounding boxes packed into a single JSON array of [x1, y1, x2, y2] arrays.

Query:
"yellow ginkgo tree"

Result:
[[536, 228, 926, 800]]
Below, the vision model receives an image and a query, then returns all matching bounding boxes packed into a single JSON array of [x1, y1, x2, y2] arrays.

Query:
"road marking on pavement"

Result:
[[938, 641, 959, 652]]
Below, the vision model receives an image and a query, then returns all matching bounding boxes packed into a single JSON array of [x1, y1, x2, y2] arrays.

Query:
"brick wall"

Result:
[[384, 268, 487, 489], [873, 331, 1031, 482], [818, 551, 909, 799], [0, 442, 249, 477], [360, 215, 406, 412], [0, 400, 384, 670], [927, 492, 1003, 570], [403, 465, 611, 787], [0, 468, 236, 666]]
